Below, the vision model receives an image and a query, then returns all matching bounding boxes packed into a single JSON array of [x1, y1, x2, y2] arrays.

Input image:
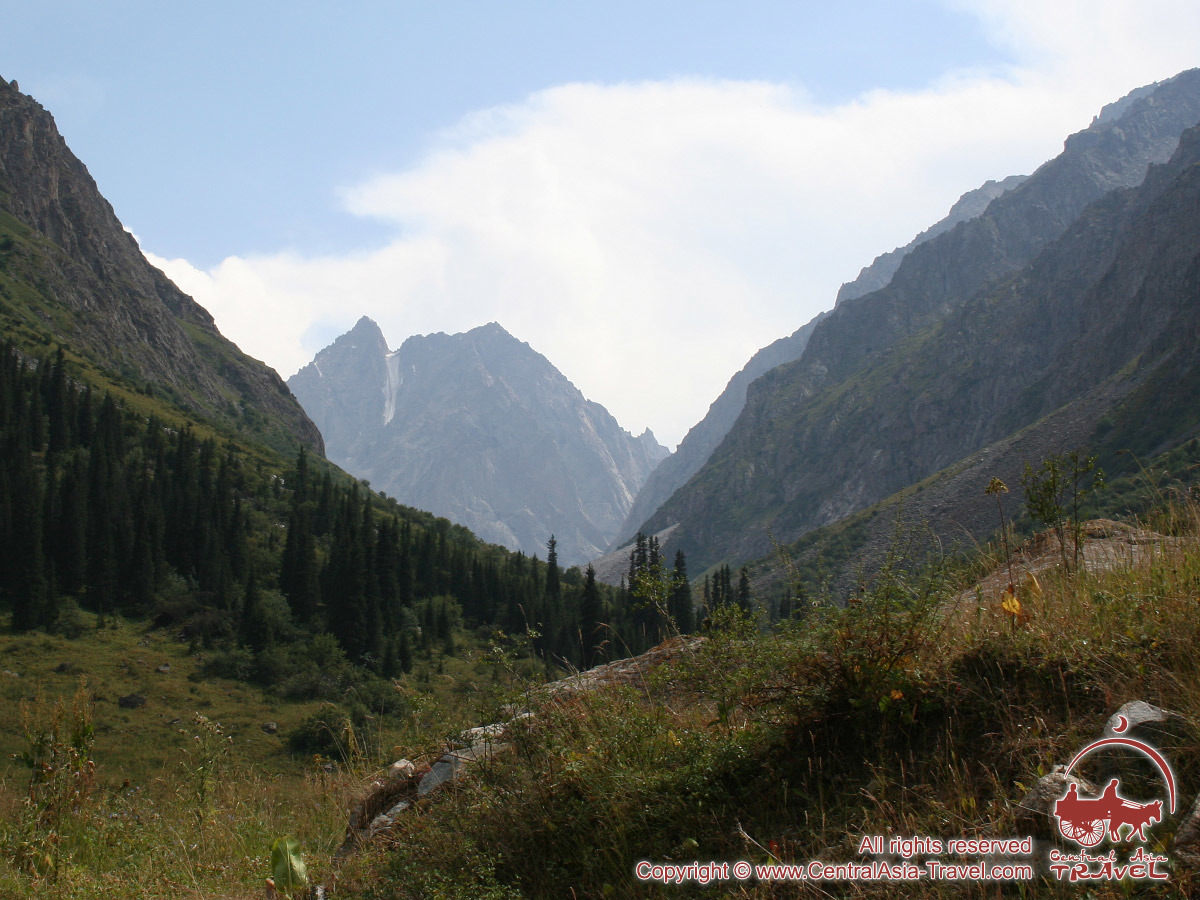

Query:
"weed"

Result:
[[4, 677, 95, 879]]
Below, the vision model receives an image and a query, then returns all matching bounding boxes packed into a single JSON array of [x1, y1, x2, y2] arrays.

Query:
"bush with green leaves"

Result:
[[1021, 450, 1105, 571]]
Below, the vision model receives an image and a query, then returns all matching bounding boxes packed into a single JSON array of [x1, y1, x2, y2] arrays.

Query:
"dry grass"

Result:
[[337, 508, 1200, 899]]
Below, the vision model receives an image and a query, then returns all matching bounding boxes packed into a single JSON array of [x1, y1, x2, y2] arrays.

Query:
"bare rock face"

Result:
[[1174, 794, 1200, 867], [290, 319, 667, 564], [835, 174, 1028, 306], [1016, 769, 1099, 839], [0, 77, 323, 455]]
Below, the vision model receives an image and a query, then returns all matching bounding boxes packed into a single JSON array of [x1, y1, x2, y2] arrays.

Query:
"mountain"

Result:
[[634, 69, 1200, 574], [755, 116, 1200, 596], [289, 318, 668, 564], [610, 313, 824, 550], [0, 74, 657, 715], [834, 174, 1028, 305], [611, 172, 1029, 551], [0, 77, 322, 454]]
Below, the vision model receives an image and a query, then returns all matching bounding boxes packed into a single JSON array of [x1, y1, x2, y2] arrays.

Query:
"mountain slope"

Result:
[[0, 76, 322, 454], [750, 121, 1200, 595], [611, 313, 823, 550], [835, 173, 1028, 305], [613, 172, 1029, 550], [289, 318, 668, 564], [637, 69, 1200, 572]]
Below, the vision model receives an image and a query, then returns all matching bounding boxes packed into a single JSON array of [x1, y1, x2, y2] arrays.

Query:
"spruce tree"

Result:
[[669, 549, 694, 634], [580, 564, 602, 667]]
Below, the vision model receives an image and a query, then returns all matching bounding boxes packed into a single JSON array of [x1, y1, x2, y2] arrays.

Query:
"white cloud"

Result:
[[147, 1, 1200, 448]]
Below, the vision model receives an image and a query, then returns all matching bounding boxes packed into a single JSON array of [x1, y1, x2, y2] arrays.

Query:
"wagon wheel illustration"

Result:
[[1059, 818, 1106, 846]]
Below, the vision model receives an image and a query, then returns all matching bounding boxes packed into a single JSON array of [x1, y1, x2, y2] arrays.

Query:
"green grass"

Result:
[[336, 506, 1200, 899], [4, 507, 1200, 897], [0, 610, 547, 899]]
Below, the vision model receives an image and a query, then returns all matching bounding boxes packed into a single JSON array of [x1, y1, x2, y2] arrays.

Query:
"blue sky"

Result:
[[5, 1, 1004, 264], [3, 2, 1199, 446]]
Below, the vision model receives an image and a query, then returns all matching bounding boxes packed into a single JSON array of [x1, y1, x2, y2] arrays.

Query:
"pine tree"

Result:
[[239, 575, 272, 651], [545, 535, 561, 602], [10, 452, 47, 631], [737, 567, 752, 612], [669, 549, 694, 634], [580, 563, 602, 667]]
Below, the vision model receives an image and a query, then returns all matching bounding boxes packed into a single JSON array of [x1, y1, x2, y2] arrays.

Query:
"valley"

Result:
[[2, 59, 1200, 899]]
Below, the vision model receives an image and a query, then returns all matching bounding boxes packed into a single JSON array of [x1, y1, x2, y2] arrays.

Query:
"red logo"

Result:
[[1053, 715, 1176, 847]]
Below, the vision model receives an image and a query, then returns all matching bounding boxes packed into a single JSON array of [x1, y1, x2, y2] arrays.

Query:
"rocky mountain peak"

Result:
[[290, 321, 668, 564]]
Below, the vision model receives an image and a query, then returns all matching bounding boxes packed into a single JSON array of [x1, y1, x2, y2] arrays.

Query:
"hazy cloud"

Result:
[[148, 1, 1200, 447]]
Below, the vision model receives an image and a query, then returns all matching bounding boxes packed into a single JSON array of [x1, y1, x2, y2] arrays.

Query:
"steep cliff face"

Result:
[[834, 174, 1028, 305], [638, 69, 1200, 572], [0, 77, 322, 454], [758, 120, 1200, 595], [613, 169, 1031, 550], [289, 319, 667, 564]]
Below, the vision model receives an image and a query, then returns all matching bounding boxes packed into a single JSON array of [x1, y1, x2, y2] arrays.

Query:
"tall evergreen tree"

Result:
[[545, 535, 560, 602], [580, 563, 602, 667], [669, 549, 694, 634]]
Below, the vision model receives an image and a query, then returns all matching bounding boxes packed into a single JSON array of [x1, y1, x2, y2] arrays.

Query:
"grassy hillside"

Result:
[[333, 506, 1200, 899], [3, 474, 1198, 896], [0, 607, 527, 899]]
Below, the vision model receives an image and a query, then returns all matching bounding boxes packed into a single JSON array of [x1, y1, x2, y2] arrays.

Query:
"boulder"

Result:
[[1102, 700, 1191, 743], [1015, 768, 1098, 838], [388, 758, 416, 780], [1097, 700, 1194, 787], [417, 753, 464, 797], [1173, 793, 1200, 867]]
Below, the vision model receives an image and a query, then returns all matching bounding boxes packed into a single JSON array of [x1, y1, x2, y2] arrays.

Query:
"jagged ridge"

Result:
[[290, 318, 667, 564], [637, 69, 1200, 572]]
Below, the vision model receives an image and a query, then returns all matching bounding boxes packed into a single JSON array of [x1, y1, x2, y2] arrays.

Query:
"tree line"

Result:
[[0, 342, 702, 680]]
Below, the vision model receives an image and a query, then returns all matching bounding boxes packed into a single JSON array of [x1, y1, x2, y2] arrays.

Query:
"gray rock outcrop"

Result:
[[290, 318, 668, 564]]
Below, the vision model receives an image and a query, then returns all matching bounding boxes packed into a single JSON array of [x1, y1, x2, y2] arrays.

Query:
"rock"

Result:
[[118, 694, 146, 709], [1097, 700, 1194, 785], [1015, 769, 1099, 838], [458, 722, 506, 748], [261, 721, 278, 735], [417, 753, 464, 798], [1173, 793, 1200, 867], [2, 669, 20, 678], [388, 758, 416, 780], [1102, 700, 1191, 741], [156, 663, 171, 674], [367, 800, 411, 838]]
